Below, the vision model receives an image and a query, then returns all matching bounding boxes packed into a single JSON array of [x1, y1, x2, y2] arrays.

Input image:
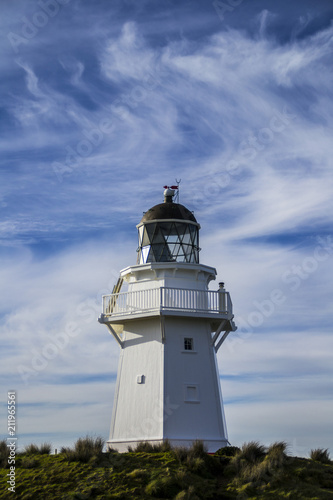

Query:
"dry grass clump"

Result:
[[175, 467, 191, 487], [24, 442, 51, 455], [131, 440, 172, 453], [215, 445, 241, 466], [239, 441, 267, 463], [61, 436, 104, 463], [0, 440, 9, 468], [173, 446, 189, 463], [190, 440, 208, 458], [174, 440, 208, 463], [265, 441, 288, 468], [215, 445, 240, 457], [21, 457, 40, 469], [144, 443, 207, 499], [127, 468, 148, 479], [174, 485, 200, 499], [228, 441, 289, 492], [173, 441, 213, 476], [145, 471, 179, 497], [228, 441, 266, 475], [310, 448, 331, 464]]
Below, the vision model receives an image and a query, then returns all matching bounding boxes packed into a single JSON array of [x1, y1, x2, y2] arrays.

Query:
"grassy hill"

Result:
[[1, 438, 333, 499]]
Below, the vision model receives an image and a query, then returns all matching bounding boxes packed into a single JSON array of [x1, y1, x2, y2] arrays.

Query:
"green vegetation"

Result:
[[0, 438, 332, 499], [24, 443, 52, 456], [310, 448, 331, 465], [0, 441, 9, 469], [60, 436, 105, 463]]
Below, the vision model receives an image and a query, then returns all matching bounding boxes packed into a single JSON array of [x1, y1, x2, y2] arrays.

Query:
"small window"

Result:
[[184, 338, 193, 351], [187, 386, 197, 401], [184, 384, 200, 403]]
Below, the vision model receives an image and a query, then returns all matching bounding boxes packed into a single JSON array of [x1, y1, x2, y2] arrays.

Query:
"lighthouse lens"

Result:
[[137, 221, 199, 264]]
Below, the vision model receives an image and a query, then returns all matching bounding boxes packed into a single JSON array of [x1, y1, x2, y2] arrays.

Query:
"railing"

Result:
[[102, 287, 232, 317]]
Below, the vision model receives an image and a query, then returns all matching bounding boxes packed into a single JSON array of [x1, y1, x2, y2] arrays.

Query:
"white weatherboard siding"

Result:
[[163, 316, 227, 447], [109, 318, 164, 448], [104, 262, 232, 453]]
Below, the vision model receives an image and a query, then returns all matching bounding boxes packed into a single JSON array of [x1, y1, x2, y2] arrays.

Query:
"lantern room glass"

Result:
[[137, 221, 199, 264]]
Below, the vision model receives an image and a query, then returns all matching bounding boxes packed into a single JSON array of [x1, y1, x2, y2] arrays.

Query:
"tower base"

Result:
[[107, 437, 228, 453]]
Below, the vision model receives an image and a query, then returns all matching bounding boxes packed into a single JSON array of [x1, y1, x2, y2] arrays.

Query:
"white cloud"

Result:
[[102, 22, 156, 82]]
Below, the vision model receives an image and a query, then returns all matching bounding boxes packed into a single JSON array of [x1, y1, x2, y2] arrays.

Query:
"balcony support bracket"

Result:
[[106, 324, 124, 348], [99, 315, 124, 348], [212, 317, 237, 352], [215, 331, 230, 352]]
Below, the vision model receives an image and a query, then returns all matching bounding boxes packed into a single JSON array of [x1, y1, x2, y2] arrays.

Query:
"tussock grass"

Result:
[[127, 468, 148, 479], [190, 440, 208, 458], [106, 445, 118, 453], [267, 440, 288, 455], [0, 440, 9, 468], [60, 445, 71, 453], [187, 456, 206, 473], [310, 448, 331, 464], [175, 467, 191, 487], [175, 485, 199, 499], [24, 442, 51, 455], [0, 437, 332, 498], [228, 441, 266, 475], [174, 440, 208, 463], [145, 473, 179, 497], [132, 439, 172, 453], [21, 457, 40, 469], [215, 445, 241, 466], [61, 436, 104, 463], [173, 446, 190, 463], [238, 441, 267, 463], [215, 445, 240, 457], [173, 441, 218, 478], [265, 441, 288, 468], [228, 441, 289, 493]]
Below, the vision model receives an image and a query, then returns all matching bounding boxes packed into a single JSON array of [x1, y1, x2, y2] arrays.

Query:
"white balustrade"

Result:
[[102, 287, 232, 318]]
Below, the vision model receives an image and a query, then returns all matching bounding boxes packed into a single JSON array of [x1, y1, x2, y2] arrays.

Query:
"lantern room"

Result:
[[136, 188, 200, 265]]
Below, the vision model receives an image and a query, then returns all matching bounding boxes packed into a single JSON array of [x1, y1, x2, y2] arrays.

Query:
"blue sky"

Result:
[[1, 0, 333, 456]]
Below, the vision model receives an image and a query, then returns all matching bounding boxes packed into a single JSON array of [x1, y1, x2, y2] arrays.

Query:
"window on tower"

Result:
[[184, 384, 200, 403], [184, 337, 193, 351]]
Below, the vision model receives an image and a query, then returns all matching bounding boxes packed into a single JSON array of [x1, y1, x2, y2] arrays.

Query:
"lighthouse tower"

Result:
[[98, 188, 237, 452]]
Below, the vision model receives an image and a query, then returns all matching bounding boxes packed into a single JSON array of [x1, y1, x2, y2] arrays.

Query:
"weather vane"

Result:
[[163, 179, 181, 203]]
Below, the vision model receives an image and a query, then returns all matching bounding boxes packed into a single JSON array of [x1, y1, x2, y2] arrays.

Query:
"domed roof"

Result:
[[140, 202, 197, 224]]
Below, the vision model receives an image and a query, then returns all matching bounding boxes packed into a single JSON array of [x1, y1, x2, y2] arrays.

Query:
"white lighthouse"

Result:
[[98, 187, 237, 452]]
